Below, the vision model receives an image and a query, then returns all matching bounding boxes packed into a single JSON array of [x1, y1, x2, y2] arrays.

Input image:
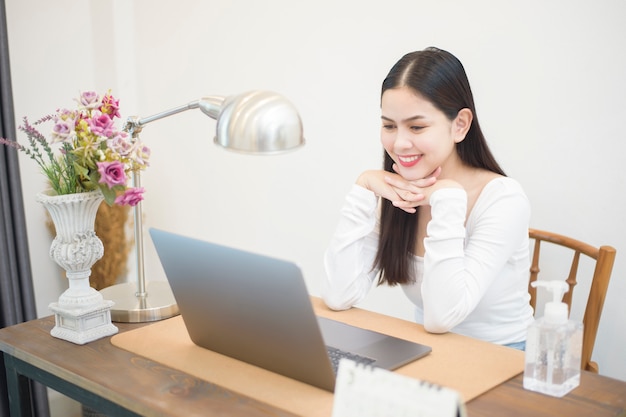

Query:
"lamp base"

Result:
[[99, 281, 179, 323]]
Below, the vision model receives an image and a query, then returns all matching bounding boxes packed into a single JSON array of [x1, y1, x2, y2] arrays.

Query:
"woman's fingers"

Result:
[[391, 199, 418, 214], [382, 166, 443, 212]]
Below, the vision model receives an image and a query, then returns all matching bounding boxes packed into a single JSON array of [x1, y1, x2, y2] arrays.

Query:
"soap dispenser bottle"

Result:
[[523, 280, 583, 397]]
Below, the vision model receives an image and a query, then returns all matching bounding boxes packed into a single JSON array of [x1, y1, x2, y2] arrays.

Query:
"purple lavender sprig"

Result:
[[2, 115, 79, 194]]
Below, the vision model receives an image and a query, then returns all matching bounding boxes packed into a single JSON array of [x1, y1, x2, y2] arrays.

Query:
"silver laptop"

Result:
[[149, 228, 431, 391]]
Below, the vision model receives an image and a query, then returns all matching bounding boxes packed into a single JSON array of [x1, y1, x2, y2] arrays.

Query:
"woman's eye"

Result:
[[382, 124, 396, 131], [411, 126, 424, 131]]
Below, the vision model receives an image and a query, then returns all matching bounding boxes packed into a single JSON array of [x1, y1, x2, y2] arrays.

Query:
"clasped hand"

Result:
[[357, 166, 456, 214]]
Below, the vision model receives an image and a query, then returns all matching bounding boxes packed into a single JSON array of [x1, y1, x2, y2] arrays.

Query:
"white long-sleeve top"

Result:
[[322, 177, 535, 345]]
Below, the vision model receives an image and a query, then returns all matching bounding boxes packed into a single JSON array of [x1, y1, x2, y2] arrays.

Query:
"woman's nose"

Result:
[[394, 128, 413, 149]]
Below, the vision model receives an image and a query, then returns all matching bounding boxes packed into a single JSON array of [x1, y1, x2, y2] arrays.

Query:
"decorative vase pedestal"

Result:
[[37, 190, 118, 345]]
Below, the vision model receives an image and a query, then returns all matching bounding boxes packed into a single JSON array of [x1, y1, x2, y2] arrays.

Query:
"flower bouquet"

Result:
[[1, 90, 149, 205]]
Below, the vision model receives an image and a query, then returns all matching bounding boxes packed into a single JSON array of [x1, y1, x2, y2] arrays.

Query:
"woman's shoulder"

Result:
[[483, 176, 527, 197], [468, 176, 531, 228], [476, 176, 529, 207]]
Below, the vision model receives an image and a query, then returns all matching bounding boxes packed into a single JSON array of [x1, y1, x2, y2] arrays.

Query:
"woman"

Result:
[[322, 47, 533, 348]]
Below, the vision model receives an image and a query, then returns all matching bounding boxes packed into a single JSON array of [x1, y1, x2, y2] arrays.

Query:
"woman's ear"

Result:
[[453, 108, 473, 143]]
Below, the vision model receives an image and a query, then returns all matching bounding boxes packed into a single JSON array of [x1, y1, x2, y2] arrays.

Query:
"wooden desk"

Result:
[[1, 315, 625, 417]]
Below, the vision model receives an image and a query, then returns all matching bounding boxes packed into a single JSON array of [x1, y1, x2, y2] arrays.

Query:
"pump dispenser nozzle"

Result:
[[531, 280, 570, 324]]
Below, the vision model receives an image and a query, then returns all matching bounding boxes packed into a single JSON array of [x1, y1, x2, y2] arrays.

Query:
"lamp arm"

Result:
[[119, 95, 225, 300], [124, 96, 225, 136]]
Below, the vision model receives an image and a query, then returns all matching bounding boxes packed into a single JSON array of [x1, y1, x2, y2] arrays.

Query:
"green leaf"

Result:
[[74, 162, 89, 177], [99, 184, 117, 206]]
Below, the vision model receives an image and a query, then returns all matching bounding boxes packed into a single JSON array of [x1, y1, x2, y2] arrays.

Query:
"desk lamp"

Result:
[[99, 90, 305, 322]]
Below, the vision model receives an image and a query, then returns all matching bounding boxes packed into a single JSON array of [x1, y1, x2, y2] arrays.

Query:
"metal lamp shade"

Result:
[[199, 91, 305, 154]]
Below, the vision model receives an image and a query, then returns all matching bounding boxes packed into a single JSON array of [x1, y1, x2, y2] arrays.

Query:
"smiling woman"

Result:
[[322, 47, 534, 349]]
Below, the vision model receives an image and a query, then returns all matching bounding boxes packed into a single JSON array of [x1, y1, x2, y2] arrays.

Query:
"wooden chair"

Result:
[[528, 228, 616, 373]]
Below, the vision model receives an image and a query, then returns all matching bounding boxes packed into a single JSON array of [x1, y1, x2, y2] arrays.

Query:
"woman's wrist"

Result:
[[355, 170, 380, 193]]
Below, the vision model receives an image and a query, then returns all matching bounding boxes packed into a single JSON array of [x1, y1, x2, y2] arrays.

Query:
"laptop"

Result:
[[149, 228, 431, 391]]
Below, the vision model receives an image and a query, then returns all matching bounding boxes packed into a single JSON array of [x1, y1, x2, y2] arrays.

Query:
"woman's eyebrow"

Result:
[[381, 115, 425, 122]]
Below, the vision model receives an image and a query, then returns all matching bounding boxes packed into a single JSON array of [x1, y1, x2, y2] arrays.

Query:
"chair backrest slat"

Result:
[[562, 251, 581, 308]]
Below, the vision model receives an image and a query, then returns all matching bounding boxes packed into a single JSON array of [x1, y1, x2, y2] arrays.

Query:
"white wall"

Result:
[[6, 0, 626, 383]]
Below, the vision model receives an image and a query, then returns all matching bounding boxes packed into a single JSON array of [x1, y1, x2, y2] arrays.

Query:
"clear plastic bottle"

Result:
[[523, 280, 583, 397]]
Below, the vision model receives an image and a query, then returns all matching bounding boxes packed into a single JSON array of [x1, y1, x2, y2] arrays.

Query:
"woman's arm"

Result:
[[421, 180, 530, 333], [322, 184, 380, 310]]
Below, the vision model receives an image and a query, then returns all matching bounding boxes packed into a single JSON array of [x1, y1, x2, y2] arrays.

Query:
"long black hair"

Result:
[[375, 47, 505, 286]]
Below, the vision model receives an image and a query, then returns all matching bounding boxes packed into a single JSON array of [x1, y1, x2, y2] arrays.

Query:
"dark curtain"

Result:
[[0, 1, 50, 416]]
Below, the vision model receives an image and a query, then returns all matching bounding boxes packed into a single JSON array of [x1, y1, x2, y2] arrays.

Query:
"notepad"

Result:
[[332, 359, 467, 417]]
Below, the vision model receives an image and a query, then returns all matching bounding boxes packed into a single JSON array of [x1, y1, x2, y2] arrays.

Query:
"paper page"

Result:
[[332, 359, 466, 417]]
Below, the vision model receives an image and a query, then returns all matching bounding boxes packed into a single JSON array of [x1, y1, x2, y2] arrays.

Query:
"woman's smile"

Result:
[[397, 154, 422, 167]]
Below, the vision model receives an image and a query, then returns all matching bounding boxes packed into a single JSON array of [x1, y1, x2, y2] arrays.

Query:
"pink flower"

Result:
[[88, 112, 115, 137], [97, 160, 127, 188], [50, 119, 75, 143], [114, 187, 144, 206], [80, 91, 100, 109], [100, 93, 121, 119], [107, 133, 132, 157], [131, 142, 151, 167]]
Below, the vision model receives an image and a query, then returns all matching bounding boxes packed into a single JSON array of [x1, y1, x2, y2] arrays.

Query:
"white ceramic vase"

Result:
[[37, 190, 118, 344]]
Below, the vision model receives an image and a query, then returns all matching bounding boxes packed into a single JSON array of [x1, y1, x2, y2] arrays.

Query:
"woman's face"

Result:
[[380, 86, 460, 181]]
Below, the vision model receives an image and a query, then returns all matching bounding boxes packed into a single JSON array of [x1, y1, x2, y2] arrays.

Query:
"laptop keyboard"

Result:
[[326, 345, 376, 373]]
